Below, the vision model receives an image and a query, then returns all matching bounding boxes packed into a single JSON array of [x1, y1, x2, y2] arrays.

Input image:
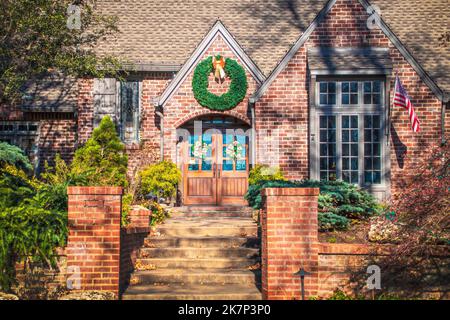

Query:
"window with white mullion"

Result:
[[363, 114, 382, 185], [319, 115, 337, 181], [315, 78, 386, 188], [341, 115, 359, 184]]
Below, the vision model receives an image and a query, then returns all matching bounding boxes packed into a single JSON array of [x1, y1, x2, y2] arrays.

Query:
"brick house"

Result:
[[1, 0, 449, 205]]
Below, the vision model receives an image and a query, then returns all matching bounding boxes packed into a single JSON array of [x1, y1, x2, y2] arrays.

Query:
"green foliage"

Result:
[[245, 179, 381, 231], [148, 202, 169, 226], [121, 193, 133, 226], [71, 116, 128, 187], [0, 165, 36, 208], [0, 0, 122, 104], [0, 142, 32, 172], [192, 56, 248, 111], [0, 204, 67, 291], [318, 212, 349, 231], [248, 164, 286, 185], [139, 161, 181, 199]]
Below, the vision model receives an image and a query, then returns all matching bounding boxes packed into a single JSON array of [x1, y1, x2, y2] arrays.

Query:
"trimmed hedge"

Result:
[[245, 180, 381, 231]]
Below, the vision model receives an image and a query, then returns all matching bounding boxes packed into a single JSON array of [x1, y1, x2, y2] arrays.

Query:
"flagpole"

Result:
[[386, 74, 396, 146]]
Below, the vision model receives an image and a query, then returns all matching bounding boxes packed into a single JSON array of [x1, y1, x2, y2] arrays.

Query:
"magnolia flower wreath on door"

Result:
[[192, 55, 248, 111], [190, 140, 210, 164], [226, 140, 245, 163]]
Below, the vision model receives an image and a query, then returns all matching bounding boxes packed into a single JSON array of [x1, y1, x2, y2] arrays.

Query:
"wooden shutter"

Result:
[[93, 78, 118, 128]]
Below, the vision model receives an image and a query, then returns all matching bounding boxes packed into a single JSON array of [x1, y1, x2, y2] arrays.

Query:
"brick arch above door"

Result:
[[174, 110, 251, 129]]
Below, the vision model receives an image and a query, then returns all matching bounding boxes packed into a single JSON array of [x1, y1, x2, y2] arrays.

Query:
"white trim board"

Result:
[[155, 20, 266, 108]]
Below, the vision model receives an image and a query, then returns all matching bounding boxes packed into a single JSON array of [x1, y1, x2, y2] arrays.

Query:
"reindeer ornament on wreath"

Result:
[[192, 55, 248, 111]]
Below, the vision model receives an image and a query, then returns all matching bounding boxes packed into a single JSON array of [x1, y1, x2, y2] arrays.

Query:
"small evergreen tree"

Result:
[[0, 141, 32, 172], [71, 116, 128, 187]]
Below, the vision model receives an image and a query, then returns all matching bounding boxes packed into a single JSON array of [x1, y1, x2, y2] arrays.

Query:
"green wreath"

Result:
[[192, 55, 248, 111]]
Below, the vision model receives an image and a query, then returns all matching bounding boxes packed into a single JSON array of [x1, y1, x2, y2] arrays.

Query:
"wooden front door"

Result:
[[182, 129, 249, 206]]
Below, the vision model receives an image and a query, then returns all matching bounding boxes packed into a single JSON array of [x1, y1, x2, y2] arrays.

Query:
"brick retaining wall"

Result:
[[66, 186, 122, 297], [261, 187, 449, 300]]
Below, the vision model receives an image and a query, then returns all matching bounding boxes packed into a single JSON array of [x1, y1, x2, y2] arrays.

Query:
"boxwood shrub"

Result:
[[245, 179, 381, 231]]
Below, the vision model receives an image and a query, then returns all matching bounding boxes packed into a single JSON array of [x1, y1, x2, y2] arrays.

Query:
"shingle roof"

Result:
[[372, 0, 450, 96], [94, 0, 449, 96], [94, 0, 327, 75]]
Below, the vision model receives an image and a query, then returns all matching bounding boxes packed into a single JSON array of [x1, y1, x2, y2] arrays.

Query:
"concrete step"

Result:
[[157, 224, 258, 237], [144, 236, 259, 249], [135, 257, 259, 270], [122, 283, 262, 300], [130, 269, 261, 285], [171, 206, 254, 218], [139, 247, 259, 259]]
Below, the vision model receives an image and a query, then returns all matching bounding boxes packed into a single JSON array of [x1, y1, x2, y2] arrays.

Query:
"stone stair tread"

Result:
[[122, 213, 261, 300], [160, 219, 256, 226], [136, 257, 259, 269], [133, 268, 260, 276], [122, 283, 262, 300], [145, 236, 259, 248], [139, 247, 259, 259], [148, 235, 258, 240]]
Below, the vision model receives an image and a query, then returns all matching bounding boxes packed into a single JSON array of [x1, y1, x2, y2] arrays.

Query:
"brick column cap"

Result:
[[261, 187, 320, 197], [67, 186, 123, 195]]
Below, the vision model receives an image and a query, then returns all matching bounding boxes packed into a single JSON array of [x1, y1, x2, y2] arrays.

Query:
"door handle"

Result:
[[213, 163, 216, 177], [217, 164, 221, 178]]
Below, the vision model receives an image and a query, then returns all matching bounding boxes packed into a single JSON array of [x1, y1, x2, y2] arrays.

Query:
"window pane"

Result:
[[351, 116, 358, 128], [342, 82, 349, 92], [202, 160, 212, 171], [328, 93, 336, 105], [373, 81, 381, 92], [236, 160, 246, 171], [350, 94, 358, 104], [364, 115, 382, 185], [320, 82, 327, 93], [342, 116, 350, 128], [341, 115, 359, 184], [120, 81, 139, 142], [342, 94, 350, 105], [223, 160, 233, 171], [342, 144, 349, 156], [328, 82, 336, 93], [318, 116, 337, 182], [373, 93, 381, 105], [320, 116, 327, 128]]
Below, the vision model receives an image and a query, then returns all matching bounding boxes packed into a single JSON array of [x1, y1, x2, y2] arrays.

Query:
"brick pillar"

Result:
[[261, 188, 320, 300], [67, 186, 123, 297]]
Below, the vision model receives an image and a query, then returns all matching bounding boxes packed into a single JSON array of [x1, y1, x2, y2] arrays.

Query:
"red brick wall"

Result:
[[256, 0, 444, 197], [38, 120, 77, 166], [120, 227, 149, 294], [260, 188, 448, 300], [162, 35, 259, 161], [318, 243, 372, 297], [66, 186, 122, 297], [77, 78, 95, 144], [261, 187, 320, 300]]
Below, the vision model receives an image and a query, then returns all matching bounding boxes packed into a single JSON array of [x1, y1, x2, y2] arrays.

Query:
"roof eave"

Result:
[[155, 20, 266, 108]]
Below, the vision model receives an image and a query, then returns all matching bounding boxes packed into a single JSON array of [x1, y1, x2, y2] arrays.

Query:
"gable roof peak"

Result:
[[156, 19, 265, 107]]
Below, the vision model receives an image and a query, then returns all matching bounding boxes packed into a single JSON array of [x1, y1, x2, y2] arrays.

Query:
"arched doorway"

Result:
[[177, 115, 251, 206]]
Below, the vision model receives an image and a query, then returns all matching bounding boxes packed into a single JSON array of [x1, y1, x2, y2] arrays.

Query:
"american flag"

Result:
[[393, 75, 420, 132]]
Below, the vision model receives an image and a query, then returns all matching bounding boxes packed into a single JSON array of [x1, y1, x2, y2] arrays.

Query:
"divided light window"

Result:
[[0, 122, 39, 165], [119, 81, 140, 143], [315, 79, 385, 187]]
